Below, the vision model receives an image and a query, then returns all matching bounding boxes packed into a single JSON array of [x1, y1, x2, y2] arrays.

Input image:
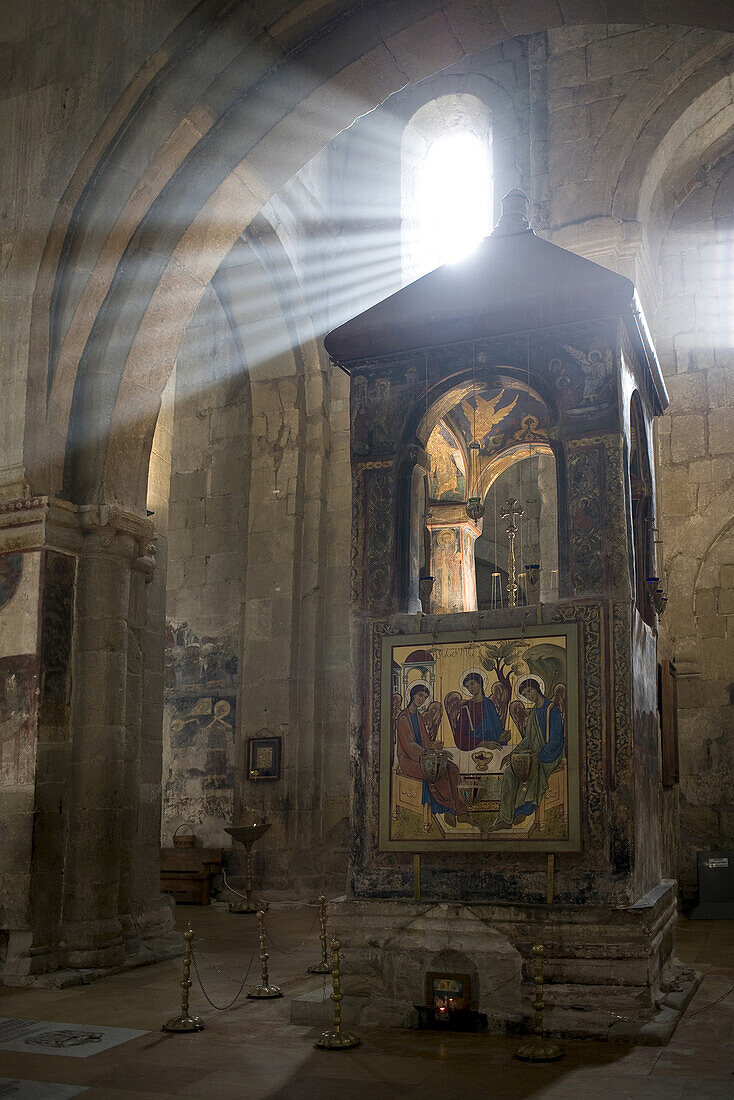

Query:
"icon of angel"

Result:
[[444, 669, 511, 751]]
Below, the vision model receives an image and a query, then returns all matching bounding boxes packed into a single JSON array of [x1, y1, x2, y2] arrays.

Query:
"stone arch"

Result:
[[615, 65, 734, 235], [25, 3, 734, 515], [665, 483, 734, 647]]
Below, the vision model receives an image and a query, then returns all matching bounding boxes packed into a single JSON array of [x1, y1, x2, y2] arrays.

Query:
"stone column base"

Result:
[[311, 880, 698, 1042]]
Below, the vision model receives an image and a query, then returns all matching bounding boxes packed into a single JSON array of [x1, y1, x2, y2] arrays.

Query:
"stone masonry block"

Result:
[[204, 495, 241, 528], [659, 468, 694, 516], [708, 408, 734, 455], [658, 295, 695, 335], [717, 587, 734, 616], [169, 470, 208, 504], [669, 414, 705, 462], [688, 459, 712, 484], [711, 457, 732, 483], [210, 455, 246, 498], [587, 96, 621, 134], [547, 47, 587, 90], [586, 27, 676, 81], [548, 25, 608, 52], [665, 372, 707, 411], [550, 104, 590, 142], [706, 368, 730, 408]]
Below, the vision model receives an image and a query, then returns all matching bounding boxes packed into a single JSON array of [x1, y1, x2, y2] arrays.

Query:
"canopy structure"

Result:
[[325, 190, 667, 413]]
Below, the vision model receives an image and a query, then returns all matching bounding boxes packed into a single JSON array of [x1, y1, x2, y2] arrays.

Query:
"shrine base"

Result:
[[302, 882, 699, 1043]]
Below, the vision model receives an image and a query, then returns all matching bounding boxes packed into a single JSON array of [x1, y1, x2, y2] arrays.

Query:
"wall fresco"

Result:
[[162, 622, 237, 845], [0, 653, 38, 786], [0, 551, 41, 659], [427, 421, 466, 502]]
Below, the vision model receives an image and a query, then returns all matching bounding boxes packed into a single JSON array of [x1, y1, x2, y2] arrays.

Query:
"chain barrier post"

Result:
[[516, 943, 563, 1062], [247, 909, 283, 999], [162, 925, 205, 1033], [314, 934, 360, 1050], [307, 895, 331, 974]]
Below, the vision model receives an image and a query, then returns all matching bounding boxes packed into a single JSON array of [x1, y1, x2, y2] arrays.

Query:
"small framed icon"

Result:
[[425, 972, 470, 1012], [246, 734, 282, 781]]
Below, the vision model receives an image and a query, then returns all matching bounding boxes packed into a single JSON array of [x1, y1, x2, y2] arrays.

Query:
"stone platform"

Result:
[[292, 882, 700, 1043]]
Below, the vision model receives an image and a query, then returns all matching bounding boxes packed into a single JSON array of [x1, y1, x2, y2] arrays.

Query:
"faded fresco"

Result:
[[0, 553, 24, 610], [431, 528, 465, 614], [162, 622, 237, 844], [39, 551, 75, 720], [451, 383, 549, 458], [0, 550, 41, 659], [427, 422, 466, 502], [351, 367, 422, 457], [0, 654, 38, 786], [380, 626, 580, 852]]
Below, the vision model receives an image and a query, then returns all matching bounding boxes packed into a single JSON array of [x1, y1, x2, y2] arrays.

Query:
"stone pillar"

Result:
[[0, 497, 171, 981], [116, 549, 146, 954], [0, 496, 81, 981], [134, 537, 173, 937], [427, 520, 480, 614], [61, 511, 137, 969]]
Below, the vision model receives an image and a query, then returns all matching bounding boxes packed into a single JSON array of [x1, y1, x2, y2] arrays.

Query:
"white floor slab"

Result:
[[0, 1081, 88, 1098], [0, 1018, 146, 1058]]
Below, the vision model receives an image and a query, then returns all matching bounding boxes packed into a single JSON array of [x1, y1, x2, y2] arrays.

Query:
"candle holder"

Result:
[[224, 820, 271, 914], [516, 944, 563, 1062], [418, 574, 434, 612], [307, 895, 332, 975], [500, 499, 525, 608], [646, 576, 667, 616], [314, 935, 360, 1050], [247, 909, 282, 999], [162, 925, 204, 1033]]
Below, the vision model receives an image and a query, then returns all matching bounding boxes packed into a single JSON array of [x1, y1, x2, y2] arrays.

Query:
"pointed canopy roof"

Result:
[[325, 191, 636, 365]]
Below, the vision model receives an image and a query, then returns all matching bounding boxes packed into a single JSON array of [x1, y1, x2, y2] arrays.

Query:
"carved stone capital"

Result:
[[78, 504, 155, 563], [0, 497, 155, 559], [0, 495, 54, 555]]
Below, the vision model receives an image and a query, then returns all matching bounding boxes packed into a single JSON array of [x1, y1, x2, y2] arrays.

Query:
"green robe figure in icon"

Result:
[[494, 677, 565, 828]]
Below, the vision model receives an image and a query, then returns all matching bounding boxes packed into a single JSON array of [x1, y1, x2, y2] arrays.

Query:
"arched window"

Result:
[[401, 94, 492, 284]]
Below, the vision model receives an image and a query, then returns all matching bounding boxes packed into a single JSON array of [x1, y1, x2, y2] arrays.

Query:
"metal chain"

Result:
[[194, 942, 257, 986], [221, 868, 249, 902], [265, 906, 320, 956], [191, 939, 257, 1011]]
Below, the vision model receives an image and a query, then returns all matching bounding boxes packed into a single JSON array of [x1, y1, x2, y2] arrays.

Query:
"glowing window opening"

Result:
[[402, 94, 492, 283]]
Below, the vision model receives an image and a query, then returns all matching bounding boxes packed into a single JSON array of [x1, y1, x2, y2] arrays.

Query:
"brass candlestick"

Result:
[[307, 895, 331, 974], [162, 925, 204, 1032], [224, 820, 271, 914], [314, 935, 360, 1050], [247, 909, 282, 999], [646, 576, 668, 616], [500, 499, 524, 608], [526, 563, 541, 620], [516, 944, 563, 1062]]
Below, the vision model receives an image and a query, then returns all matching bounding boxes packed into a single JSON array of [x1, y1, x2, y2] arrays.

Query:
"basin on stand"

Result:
[[224, 821, 271, 914]]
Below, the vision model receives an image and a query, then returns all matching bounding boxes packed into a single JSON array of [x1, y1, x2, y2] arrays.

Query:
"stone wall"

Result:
[[542, 22, 734, 896], [161, 283, 249, 848], [655, 150, 734, 894]]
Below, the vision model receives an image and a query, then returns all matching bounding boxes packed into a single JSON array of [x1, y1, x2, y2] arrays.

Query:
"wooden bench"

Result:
[[160, 847, 223, 905]]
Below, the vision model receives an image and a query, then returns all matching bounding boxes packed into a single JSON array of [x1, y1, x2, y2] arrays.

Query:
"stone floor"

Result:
[[0, 905, 732, 1099]]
